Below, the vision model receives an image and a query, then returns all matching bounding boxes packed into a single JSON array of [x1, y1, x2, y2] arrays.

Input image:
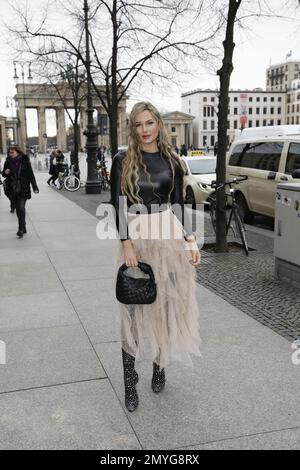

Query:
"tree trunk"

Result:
[[109, 0, 119, 159], [73, 119, 80, 173], [215, 0, 242, 252]]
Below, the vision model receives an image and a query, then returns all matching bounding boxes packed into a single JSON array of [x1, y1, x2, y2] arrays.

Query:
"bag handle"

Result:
[[119, 261, 155, 283]]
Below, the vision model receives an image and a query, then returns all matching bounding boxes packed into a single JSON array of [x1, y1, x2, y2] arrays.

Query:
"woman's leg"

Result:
[[121, 347, 139, 412], [15, 197, 27, 237], [9, 197, 15, 213], [152, 354, 166, 393]]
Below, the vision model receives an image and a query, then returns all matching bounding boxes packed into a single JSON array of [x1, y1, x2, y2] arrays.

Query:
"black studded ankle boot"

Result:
[[122, 348, 139, 412], [151, 362, 165, 393]]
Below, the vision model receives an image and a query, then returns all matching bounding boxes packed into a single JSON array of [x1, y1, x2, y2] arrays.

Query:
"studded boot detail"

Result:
[[122, 348, 139, 412], [151, 362, 165, 393]]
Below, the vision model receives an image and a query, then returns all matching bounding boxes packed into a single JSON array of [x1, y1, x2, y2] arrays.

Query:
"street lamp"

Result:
[[13, 61, 33, 152], [83, 0, 101, 194], [6, 96, 15, 116]]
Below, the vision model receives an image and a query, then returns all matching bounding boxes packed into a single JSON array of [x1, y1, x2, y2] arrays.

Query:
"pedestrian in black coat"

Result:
[[47, 150, 58, 186], [2, 145, 39, 238]]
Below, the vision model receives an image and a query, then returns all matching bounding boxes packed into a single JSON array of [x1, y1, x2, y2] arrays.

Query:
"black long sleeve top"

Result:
[[110, 151, 193, 241]]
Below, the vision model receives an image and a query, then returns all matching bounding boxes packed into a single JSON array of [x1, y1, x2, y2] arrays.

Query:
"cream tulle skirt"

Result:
[[114, 207, 201, 368]]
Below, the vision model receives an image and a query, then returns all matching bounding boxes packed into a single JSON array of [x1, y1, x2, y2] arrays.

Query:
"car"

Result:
[[226, 125, 300, 222], [181, 155, 217, 207]]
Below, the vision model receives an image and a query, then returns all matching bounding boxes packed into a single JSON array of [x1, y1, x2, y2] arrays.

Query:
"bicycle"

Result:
[[57, 164, 81, 192], [207, 175, 249, 255], [97, 158, 110, 191]]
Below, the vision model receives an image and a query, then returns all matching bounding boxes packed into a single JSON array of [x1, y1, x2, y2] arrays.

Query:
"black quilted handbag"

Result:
[[116, 261, 157, 304]]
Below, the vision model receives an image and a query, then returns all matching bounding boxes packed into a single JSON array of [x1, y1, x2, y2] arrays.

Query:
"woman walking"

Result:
[[2, 145, 39, 238], [110, 102, 201, 412]]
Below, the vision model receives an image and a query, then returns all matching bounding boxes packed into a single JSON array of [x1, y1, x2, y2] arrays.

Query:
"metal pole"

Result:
[[22, 65, 28, 153], [83, 0, 101, 194]]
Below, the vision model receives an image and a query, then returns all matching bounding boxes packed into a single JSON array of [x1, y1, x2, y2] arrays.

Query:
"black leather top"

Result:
[[110, 151, 193, 241]]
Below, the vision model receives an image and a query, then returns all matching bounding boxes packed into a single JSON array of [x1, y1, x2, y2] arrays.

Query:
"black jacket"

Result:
[[2, 155, 39, 199]]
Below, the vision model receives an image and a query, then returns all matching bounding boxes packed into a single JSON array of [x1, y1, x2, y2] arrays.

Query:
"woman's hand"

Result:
[[4, 169, 10, 175], [189, 248, 201, 267], [122, 240, 139, 267], [185, 236, 201, 267]]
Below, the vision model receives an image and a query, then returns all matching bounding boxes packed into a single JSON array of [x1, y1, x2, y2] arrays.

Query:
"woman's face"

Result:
[[134, 110, 159, 147], [9, 149, 18, 158]]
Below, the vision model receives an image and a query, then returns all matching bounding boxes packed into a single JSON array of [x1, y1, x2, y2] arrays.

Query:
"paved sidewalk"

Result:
[[0, 172, 300, 450]]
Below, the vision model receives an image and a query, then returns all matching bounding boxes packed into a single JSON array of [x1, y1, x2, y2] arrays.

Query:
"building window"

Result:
[[227, 121, 230, 129], [287, 105, 290, 114], [203, 135, 207, 146], [249, 97, 253, 102], [249, 107, 253, 115], [287, 117, 290, 124], [292, 116, 295, 124], [211, 120, 215, 130], [256, 120, 260, 127], [189, 108, 191, 114], [270, 107, 274, 115], [207, 107, 211, 117], [263, 120, 267, 126], [171, 126, 176, 133], [234, 120, 238, 129], [297, 104, 300, 113], [292, 105, 295, 113], [270, 119, 274, 125], [203, 107, 206, 117], [234, 107, 238, 115], [264, 97, 267, 102], [271, 97, 274, 102], [277, 119, 281, 125], [256, 108, 260, 114], [263, 107, 267, 115], [256, 97, 260, 102], [203, 97, 207, 102], [189, 100, 191, 105], [211, 107, 215, 117], [278, 97, 282, 102], [297, 116, 299, 124], [211, 97, 215, 102], [248, 120, 252, 127], [278, 107, 281, 114], [203, 120, 207, 130], [234, 97, 238, 102]]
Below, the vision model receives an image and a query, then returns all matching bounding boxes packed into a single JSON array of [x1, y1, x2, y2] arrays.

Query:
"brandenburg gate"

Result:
[[14, 82, 127, 153]]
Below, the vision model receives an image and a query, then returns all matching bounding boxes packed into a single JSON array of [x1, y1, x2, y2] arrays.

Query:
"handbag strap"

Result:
[[119, 261, 155, 283]]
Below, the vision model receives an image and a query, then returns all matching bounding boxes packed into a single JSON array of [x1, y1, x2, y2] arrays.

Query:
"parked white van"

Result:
[[226, 126, 300, 222]]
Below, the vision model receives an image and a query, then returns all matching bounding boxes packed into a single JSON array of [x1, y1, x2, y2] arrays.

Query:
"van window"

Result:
[[286, 143, 300, 174], [229, 142, 283, 171]]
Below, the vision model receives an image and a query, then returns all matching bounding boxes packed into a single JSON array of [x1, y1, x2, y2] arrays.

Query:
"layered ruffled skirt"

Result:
[[114, 207, 201, 368]]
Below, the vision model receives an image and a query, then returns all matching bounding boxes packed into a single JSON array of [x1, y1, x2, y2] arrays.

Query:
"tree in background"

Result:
[[7, 0, 224, 157]]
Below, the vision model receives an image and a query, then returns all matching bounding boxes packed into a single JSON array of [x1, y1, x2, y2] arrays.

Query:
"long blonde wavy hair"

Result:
[[120, 101, 186, 204]]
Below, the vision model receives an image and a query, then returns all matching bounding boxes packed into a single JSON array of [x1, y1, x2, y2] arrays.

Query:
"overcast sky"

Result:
[[1, 0, 300, 136]]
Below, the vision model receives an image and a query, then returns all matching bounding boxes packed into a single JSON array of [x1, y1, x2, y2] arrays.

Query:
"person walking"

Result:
[[2, 145, 39, 238], [110, 102, 201, 412], [47, 150, 58, 186], [180, 143, 188, 156]]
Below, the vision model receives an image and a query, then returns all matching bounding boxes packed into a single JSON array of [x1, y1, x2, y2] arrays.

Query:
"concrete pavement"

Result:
[[0, 172, 300, 450]]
